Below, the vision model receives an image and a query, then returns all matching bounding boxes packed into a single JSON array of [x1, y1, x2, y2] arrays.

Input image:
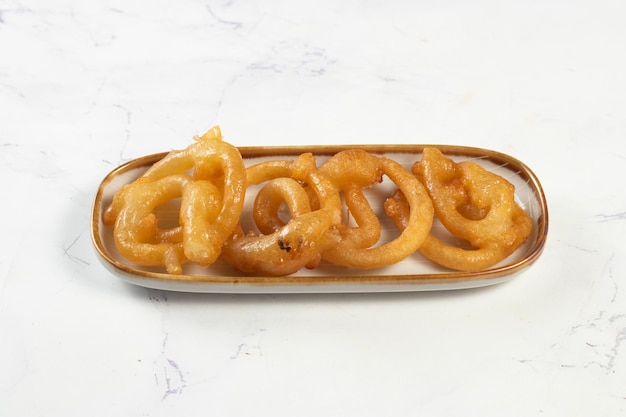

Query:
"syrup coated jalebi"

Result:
[[386, 148, 533, 271], [103, 126, 533, 276], [103, 174, 191, 274], [220, 153, 342, 276], [103, 126, 245, 272], [319, 150, 435, 269]]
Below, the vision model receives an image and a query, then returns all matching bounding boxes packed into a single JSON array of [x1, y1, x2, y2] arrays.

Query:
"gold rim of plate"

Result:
[[91, 144, 548, 293]]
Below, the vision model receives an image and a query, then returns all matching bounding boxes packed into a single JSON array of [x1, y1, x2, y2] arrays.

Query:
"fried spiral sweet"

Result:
[[219, 153, 343, 276], [139, 126, 246, 266], [386, 147, 533, 271], [103, 174, 191, 274], [252, 177, 313, 235], [318, 150, 435, 269], [103, 127, 533, 276], [103, 126, 246, 272]]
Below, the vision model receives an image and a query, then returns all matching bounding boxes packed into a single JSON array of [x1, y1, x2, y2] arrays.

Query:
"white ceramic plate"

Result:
[[91, 144, 548, 293]]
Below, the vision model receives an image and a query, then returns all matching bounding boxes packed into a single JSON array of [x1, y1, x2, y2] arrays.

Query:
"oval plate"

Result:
[[91, 144, 548, 293]]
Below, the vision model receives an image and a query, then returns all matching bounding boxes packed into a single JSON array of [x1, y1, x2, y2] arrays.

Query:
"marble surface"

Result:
[[1, 0, 625, 415]]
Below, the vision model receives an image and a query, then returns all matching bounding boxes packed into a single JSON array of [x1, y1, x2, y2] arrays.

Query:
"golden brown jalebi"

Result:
[[318, 150, 435, 269], [103, 126, 245, 272], [219, 153, 343, 276], [139, 126, 246, 266], [252, 177, 313, 235], [319, 150, 383, 250], [386, 147, 532, 271], [103, 127, 533, 276], [103, 174, 191, 274]]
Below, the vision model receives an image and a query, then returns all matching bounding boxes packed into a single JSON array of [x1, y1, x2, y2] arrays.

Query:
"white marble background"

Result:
[[1, 0, 625, 416]]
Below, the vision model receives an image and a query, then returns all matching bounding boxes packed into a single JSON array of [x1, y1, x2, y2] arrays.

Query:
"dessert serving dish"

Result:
[[91, 144, 548, 293]]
